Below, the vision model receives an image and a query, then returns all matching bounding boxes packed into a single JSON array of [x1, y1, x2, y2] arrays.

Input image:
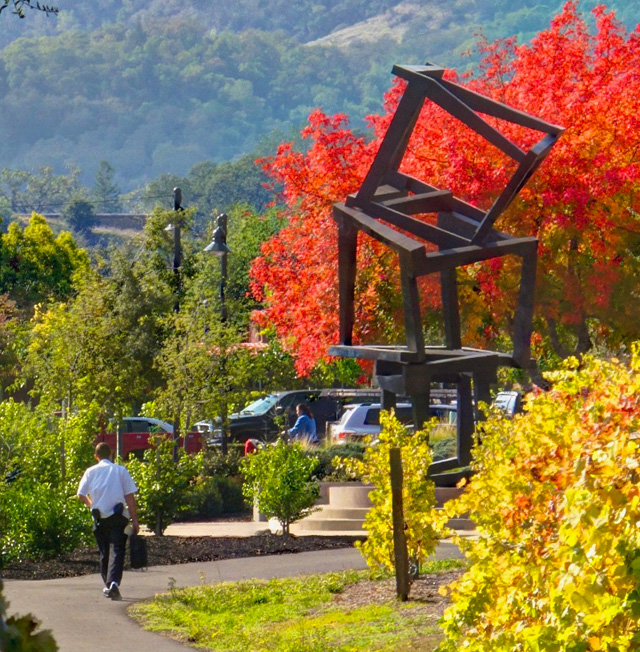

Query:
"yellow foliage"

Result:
[[438, 352, 640, 651], [336, 410, 441, 575]]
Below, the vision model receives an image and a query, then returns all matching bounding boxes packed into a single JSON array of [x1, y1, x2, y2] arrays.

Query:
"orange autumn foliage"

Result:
[[251, 2, 640, 375]]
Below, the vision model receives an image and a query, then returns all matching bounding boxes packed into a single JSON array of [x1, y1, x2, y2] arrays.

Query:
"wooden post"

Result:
[[173, 415, 180, 463], [390, 447, 409, 601], [116, 419, 123, 461]]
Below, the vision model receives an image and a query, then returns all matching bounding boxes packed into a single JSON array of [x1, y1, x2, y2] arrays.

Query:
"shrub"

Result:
[[202, 446, 244, 477], [438, 352, 640, 651], [309, 443, 366, 480], [180, 476, 224, 520], [215, 475, 247, 513], [337, 410, 439, 577], [241, 440, 319, 535], [180, 475, 247, 520], [432, 436, 456, 462], [0, 480, 92, 566], [126, 436, 203, 535]]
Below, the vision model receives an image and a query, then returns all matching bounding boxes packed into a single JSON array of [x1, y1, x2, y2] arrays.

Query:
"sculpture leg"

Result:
[[411, 391, 431, 433], [441, 267, 462, 349], [381, 389, 398, 411], [336, 210, 358, 346], [513, 241, 538, 369], [457, 375, 474, 467], [400, 265, 425, 356]]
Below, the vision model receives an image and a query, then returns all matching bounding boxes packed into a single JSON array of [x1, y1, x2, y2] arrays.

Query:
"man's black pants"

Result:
[[93, 513, 128, 587]]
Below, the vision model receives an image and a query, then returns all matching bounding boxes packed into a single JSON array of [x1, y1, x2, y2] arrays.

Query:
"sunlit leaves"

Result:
[[437, 352, 640, 651]]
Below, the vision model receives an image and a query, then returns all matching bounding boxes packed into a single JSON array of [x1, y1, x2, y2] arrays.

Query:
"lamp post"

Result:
[[204, 213, 231, 453], [166, 187, 185, 459], [166, 187, 184, 313]]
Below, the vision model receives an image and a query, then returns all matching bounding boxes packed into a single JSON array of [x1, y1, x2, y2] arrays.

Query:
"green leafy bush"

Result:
[[180, 475, 247, 520], [126, 435, 203, 535], [202, 446, 244, 477], [309, 443, 366, 480], [180, 476, 224, 520], [438, 352, 640, 651], [215, 475, 247, 513], [0, 480, 92, 566], [432, 436, 456, 462], [241, 440, 319, 535]]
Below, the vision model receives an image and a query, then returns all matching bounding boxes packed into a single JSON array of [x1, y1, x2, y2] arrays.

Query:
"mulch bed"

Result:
[[1, 534, 366, 581]]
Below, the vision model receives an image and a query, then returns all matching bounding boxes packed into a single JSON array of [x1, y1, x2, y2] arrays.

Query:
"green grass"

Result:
[[129, 560, 464, 651]]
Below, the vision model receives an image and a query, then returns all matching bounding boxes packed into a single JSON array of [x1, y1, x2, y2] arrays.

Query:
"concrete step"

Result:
[[329, 485, 373, 508], [312, 506, 370, 520], [261, 482, 472, 534], [445, 517, 475, 531], [295, 509, 474, 533], [435, 486, 464, 507], [294, 517, 368, 532], [321, 484, 464, 508]]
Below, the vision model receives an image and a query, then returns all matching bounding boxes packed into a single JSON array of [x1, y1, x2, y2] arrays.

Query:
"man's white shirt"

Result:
[[77, 459, 138, 518]]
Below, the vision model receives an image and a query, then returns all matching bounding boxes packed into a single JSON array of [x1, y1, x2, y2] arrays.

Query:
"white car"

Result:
[[329, 402, 457, 444], [492, 391, 522, 416]]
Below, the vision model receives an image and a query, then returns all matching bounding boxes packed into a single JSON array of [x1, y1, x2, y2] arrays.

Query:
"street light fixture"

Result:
[[203, 212, 231, 256], [204, 213, 231, 322]]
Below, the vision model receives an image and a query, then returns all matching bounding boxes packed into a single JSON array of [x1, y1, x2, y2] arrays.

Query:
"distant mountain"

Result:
[[0, 0, 636, 192], [0, 0, 404, 48]]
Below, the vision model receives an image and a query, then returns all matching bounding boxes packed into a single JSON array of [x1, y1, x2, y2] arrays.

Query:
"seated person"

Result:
[[288, 403, 318, 444]]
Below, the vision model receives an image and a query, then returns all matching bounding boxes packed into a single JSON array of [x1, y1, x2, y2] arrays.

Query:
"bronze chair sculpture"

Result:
[[329, 64, 564, 481]]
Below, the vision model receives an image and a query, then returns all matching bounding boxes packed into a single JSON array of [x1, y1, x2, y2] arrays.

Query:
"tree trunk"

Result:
[[547, 316, 592, 359]]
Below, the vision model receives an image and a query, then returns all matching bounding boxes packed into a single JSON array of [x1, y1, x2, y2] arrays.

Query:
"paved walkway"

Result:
[[2, 521, 465, 652]]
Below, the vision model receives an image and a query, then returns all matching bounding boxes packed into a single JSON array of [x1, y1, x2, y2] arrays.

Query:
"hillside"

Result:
[[307, 2, 449, 49], [0, 0, 636, 192]]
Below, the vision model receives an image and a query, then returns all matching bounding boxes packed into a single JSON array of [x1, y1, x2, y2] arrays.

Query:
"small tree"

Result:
[[338, 410, 439, 578], [61, 197, 96, 234], [241, 440, 319, 535], [126, 435, 202, 535], [92, 161, 121, 213]]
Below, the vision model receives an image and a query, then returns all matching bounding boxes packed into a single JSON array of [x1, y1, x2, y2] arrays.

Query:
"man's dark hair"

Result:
[[297, 402, 313, 417], [95, 442, 112, 460]]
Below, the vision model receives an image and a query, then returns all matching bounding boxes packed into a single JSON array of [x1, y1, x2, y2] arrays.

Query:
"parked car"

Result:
[[206, 388, 382, 446], [493, 390, 523, 416], [329, 402, 457, 444], [95, 416, 203, 459]]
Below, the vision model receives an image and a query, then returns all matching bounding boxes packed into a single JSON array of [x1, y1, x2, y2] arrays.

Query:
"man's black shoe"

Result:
[[104, 583, 122, 600]]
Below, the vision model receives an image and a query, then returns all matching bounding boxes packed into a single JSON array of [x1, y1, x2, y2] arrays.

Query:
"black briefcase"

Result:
[[129, 532, 148, 570]]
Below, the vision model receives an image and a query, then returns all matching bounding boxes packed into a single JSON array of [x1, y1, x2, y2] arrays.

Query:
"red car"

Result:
[[95, 416, 203, 459]]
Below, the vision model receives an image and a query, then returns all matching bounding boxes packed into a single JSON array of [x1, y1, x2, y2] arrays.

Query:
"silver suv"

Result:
[[329, 402, 457, 444]]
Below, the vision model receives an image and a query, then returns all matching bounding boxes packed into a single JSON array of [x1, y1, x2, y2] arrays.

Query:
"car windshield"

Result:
[[239, 395, 279, 416]]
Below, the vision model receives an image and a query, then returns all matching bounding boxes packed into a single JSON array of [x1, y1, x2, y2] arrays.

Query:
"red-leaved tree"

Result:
[[251, 2, 640, 376]]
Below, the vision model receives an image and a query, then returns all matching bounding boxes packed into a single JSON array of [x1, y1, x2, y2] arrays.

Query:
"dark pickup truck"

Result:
[[202, 388, 382, 445]]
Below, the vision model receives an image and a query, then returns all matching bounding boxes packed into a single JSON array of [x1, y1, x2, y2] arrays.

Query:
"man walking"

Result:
[[77, 442, 139, 600]]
